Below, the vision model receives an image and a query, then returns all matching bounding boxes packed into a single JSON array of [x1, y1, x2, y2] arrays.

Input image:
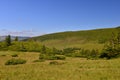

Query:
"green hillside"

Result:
[[28, 27, 120, 49]]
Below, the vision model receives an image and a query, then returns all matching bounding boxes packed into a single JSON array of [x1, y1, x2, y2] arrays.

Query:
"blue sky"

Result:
[[0, 0, 120, 36]]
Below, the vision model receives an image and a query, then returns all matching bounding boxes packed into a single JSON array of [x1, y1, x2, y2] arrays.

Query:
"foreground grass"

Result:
[[0, 51, 120, 80]]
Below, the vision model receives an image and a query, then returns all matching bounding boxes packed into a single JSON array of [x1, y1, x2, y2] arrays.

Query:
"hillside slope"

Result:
[[28, 27, 120, 49]]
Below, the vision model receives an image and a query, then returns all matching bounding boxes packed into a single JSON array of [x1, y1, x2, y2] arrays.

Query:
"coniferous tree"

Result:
[[14, 36, 18, 41], [100, 32, 120, 59], [5, 35, 11, 46], [41, 45, 46, 54]]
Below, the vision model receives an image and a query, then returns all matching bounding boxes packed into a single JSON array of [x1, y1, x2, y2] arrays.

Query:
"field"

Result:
[[29, 27, 120, 49], [0, 51, 120, 80], [41, 40, 104, 50]]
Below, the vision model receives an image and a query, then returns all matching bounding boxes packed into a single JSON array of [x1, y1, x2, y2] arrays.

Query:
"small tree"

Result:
[[14, 36, 18, 41], [51, 47, 61, 55], [100, 32, 120, 59], [90, 49, 98, 58], [5, 35, 11, 46], [41, 45, 47, 54]]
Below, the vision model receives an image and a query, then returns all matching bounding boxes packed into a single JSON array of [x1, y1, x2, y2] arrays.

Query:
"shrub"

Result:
[[1, 54, 6, 56], [99, 48, 119, 59], [89, 49, 99, 58], [49, 61, 65, 65], [5, 58, 26, 65], [49, 61, 59, 65], [39, 53, 66, 60], [80, 49, 91, 58], [33, 59, 45, 62], [53, 55, 66, 60], [50, 47, 62, 55], [62, 47, 81, 57], [72, 52, 82, 57], [46, 55, 66, 60], [39, 54, 46, 60], [11, 54, 18, 57]]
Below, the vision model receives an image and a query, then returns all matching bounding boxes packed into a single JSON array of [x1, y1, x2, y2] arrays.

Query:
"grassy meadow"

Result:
[[0, 51, 120, 80], [29, 27, 120, 49], [41, 39, 104, 50], [0, 27, 120, 80]]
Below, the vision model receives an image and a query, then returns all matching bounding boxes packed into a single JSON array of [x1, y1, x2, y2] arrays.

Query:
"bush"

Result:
[[11, 54, 18, 57], [47, 55, 66, 60], [89, 49, 99, 58], [33, 59, 45, 62], [5, 58, 26, 65], [72, 52, 83, 57], [80, 49, 90, 58], [0, 54, 6, 56], [39, 54, 46, 60], [53, 55, 66, 60], [49, 61, 65, 65], [62, 47, 81, 57], [49, 61, 59, 65], [50, 47, 62, 55], [99, 48, 119, 59], [62, 47, 81, 55], [39, 54, 66, 60]]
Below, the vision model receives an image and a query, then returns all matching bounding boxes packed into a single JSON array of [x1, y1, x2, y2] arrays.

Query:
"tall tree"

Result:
[[5, 35, 11, 46]]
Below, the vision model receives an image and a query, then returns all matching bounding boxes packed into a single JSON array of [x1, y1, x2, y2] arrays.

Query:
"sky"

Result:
[[0, 0, 120, 37]]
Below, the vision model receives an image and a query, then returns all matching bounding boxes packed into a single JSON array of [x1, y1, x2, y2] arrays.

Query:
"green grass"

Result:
[[41, 40, 104, 50], [27, 27, 120, 49], [0, 51, 120, 80]]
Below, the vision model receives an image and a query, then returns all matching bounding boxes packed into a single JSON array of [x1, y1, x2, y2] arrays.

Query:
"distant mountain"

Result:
[[0, 36, 30, 41]]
